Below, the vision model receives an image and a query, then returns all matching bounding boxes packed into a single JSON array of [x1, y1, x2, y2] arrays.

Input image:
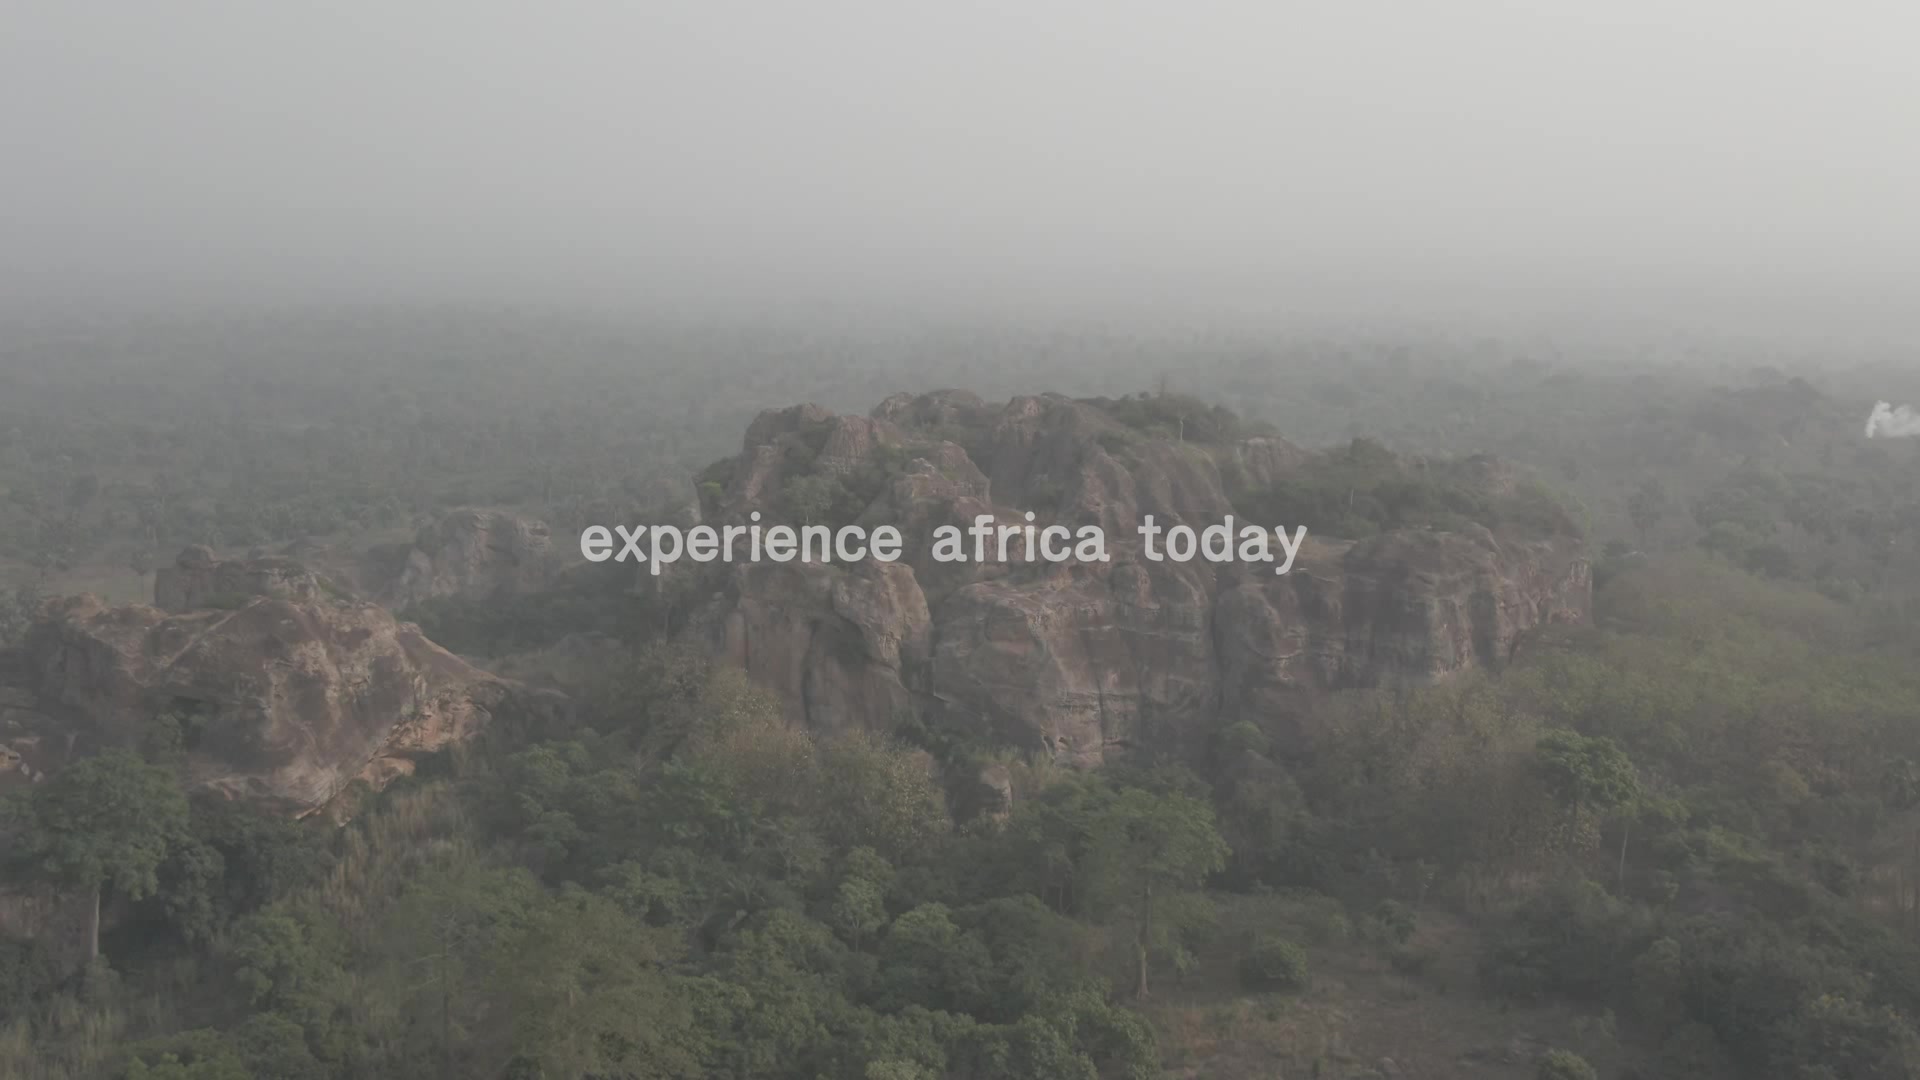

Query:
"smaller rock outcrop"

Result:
[[0, 553, 567, 816], [358, 508, 560, 606], [153, 545, 325, 613]]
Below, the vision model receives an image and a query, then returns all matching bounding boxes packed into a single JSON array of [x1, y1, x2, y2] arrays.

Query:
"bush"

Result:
[[1478, 878, 1644, 1003], [1535, 1049, 1597, 1080], [0, 935, 60, 1022], [1366, 900, 1417, 945], [1238, 934, 1309, 992]]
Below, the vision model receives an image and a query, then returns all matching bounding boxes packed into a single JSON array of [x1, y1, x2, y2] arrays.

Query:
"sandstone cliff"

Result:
[[687, 391, 1590, 764], [0, 549, 566, 816]]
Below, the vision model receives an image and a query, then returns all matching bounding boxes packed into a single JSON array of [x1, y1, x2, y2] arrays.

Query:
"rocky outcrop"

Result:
[[358, 508, 559, 607], [685, 392, 1590, 764], [154, 545, 324, 613], [0, 651, 54, 789], [715, 558, 932, 734], [0, 555, 566, 815]]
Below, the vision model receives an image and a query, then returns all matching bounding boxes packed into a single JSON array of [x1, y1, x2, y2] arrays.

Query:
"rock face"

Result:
[[688, 392, 1590, 764], [0, 653, 53, 789], [359, 508, 559, 607], [154, 544, 324, 613], [0, 552, 566, 815]]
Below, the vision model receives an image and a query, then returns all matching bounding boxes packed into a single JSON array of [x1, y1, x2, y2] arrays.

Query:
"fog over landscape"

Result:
[[12, 7, 1920, 1080], [5, 2, 1918, 337]]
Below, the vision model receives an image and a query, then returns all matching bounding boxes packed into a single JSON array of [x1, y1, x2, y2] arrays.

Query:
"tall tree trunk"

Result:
[[88, 883, 100, 962]]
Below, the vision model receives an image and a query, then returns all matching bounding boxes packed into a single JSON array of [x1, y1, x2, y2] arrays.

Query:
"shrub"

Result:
[[1238, 934, 1309, 992], [1367, 900, 1417, 945], [0, 936, 60, 1022], [1536, 1049, 1597, 1080]]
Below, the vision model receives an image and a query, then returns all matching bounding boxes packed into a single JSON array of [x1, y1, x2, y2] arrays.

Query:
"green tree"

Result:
[[878, 903, 994, 1013], [373, 858, 542, 1080], [121, 1030, 250, 1080], [1082, 787, 1228, 998], [228, 906, 349, 1037], [1238, 934, 1310, 992], [831, 849, 892, 951], [490, 888, 704, 1079], [783, 474, 844, 528], [1534, 730, 1639, 853], [816, 737, 951, 861], [25, 749, 189, 961]]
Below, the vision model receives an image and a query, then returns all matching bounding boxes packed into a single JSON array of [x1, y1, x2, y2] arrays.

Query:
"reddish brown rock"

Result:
[[0, 577, 565, 816], [686, 392, 1591, 764]]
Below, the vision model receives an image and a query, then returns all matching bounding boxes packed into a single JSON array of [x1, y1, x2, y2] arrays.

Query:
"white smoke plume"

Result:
[[1866, 402, 1920, 438]]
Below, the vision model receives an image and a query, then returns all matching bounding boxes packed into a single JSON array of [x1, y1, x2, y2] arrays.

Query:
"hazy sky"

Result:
[[4, 3, 1917, 330]]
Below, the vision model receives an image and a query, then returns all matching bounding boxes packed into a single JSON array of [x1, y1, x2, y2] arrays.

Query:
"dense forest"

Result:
[[6, 310, 1920, 1078]]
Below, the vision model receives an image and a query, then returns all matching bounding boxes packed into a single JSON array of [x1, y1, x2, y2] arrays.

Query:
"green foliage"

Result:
[[489, 887, 705, 1079], [1083, 392, 1265, 444], [154, 797, 329, 945], [876, 903, 993, 1014], [782, 473, 846, 527], [228, 1014, 325, 1080], [25, 749, 189, 902], [1231, 438, 1578, 539], [121, 1030, 250, 1080], [20, 323, 1920, 1078], [830, 848, 893, 949], [0, 936, 61, 1024], [120, 1018, 324, 1080], [227, 906, 348, 1031], [1237, 934, 1310, 992], [1534, 730, 1638, 820], [1535, 1048, 1597, 1080], [1366, 899, 1417, 946], [1479, 878, 1647, 1003]]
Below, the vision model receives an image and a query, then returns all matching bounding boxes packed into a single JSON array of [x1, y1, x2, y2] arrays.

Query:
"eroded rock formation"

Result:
[[154, 544, 324, 613], [688, 391, 1590, 764], [0, 391, 1587, 821], [358, 507, 560, 607], [0, 551, 566, 815]]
